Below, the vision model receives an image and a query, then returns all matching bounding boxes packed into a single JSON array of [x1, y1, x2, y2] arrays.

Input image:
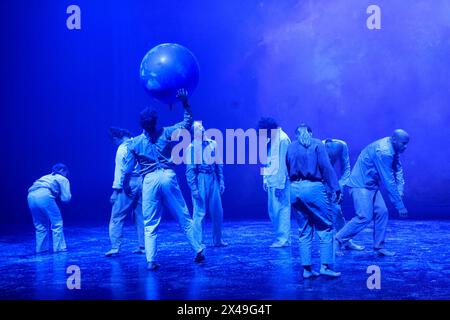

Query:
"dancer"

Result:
[[27, 163, 71, 253], [323, 138, 364, 253], [120, 89, 205, 270], [186, 121, 227, 247], [258, 117, 291, 248], [286, 124, 341, 278], [335, 129, 410, 256], [105, 127, 145, 257]]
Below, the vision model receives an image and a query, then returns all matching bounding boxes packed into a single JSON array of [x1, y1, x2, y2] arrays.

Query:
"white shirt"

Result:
[[113, 139, 139, 189], [28, 173, 72, 202], [263, 128, 291, 189]]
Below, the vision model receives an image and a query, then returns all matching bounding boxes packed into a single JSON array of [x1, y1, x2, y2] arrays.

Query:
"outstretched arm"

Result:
[[165, 89, 194, 140]]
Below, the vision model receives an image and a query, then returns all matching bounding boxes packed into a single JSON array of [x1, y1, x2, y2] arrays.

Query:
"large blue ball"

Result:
[[140, 43, 200, 105]]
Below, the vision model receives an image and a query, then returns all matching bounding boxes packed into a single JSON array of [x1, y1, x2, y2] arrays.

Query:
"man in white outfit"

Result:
[[258, 117, 291, 248], [105, 127, 145, 257], [27, 163, 71, 253], [186, 121, 227, 247], [323, 138, 365, 253], [336, 129, 410, 257], [120, 89, 205, 271]]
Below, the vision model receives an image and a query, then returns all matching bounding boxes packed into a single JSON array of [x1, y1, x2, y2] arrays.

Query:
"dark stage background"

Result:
[[1, 0, 449, 226]]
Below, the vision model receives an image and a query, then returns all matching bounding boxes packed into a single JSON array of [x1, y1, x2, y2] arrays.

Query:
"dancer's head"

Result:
[[324, 139, 344, 155], [257, 117, 279, 138], [108, 127, 131, 146], [140, 107, 158, 134], [192, 120, 205, 141], [391, 129, 410, 154], [295, 123, 313, 147], [52, 163, 69, 178]]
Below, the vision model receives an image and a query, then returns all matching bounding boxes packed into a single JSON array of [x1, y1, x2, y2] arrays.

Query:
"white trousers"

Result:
[[336, 188, 388, 250], [290, 181, 335, 266], [142, 169, 204, 263], [28, 188, 66, 253], [267, 186, 291, 244], [109, 176, 145, 250], [192, 173, 224, 246]]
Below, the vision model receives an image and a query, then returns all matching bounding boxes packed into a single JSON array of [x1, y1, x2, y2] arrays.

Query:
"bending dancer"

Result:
[[287, 124, 341, 278], [336, 129, 410, 257], [27, 163, 71, 253], [186, 121, 227, 247], [258, 117, 291, 248], [120, 89, 205, 270], [323, 138, 364, 253], [105, 127, 145, 257]]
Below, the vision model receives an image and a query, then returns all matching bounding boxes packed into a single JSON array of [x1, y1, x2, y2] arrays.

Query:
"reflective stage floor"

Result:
[[0, 220, 449, 299]]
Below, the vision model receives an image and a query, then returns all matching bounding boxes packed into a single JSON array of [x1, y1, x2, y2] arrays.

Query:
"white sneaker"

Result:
[[376, 249, 395, 256], [133, 248, 146, 254], [346, 241, 365, 251], [320, 266, 341, 277], [270, 241, 290, 248], [214, 242, 228, 247], [303, 269, 320, 279], [105, 248, 119, 257]]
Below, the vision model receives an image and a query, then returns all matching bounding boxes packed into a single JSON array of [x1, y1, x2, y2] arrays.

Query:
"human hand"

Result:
[[176, 88, 189, 106], [220, 183, 225, 195], [110, 190, 118, 204], [263, 182, 268, 192]]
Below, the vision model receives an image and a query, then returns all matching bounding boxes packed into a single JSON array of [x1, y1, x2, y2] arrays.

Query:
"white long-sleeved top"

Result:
[[185, 139, 224, 193], [119, 108, 193, 187], [28, 173, 72, 202], [112, 139, 139, 189], [347, 137, 405, 210], [262, 128, 291, 189]]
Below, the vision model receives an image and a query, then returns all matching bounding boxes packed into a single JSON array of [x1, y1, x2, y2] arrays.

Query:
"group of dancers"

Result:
[[257, 118, 409, 278], [27, 89, 410, 277]]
